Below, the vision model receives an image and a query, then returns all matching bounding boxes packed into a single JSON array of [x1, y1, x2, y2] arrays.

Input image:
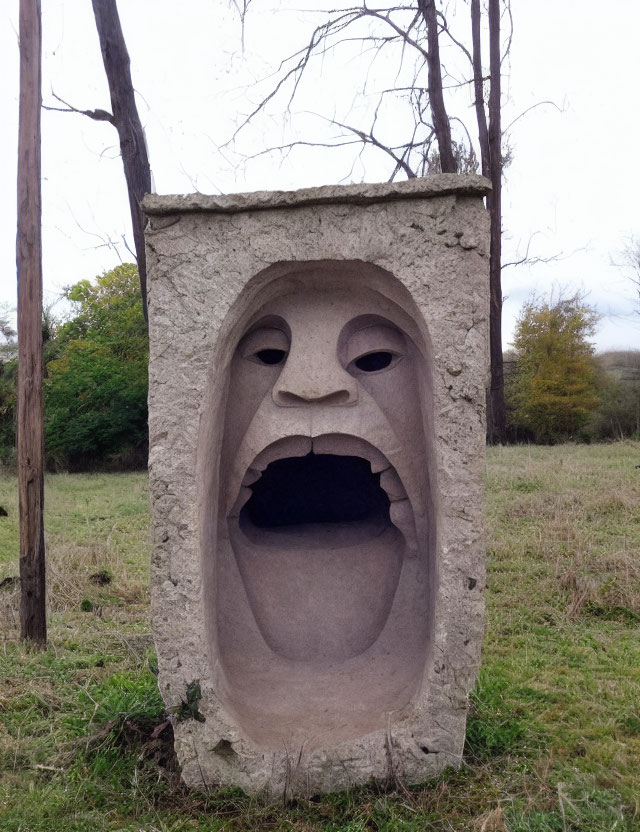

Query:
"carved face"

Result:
[[211, 271, 435, 749]]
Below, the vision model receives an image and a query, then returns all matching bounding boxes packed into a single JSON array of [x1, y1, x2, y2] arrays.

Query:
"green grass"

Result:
[[1, 443, 640, 830]]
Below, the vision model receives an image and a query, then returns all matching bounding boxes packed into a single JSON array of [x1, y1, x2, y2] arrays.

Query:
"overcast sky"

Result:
[[1, 0, 639, 352]]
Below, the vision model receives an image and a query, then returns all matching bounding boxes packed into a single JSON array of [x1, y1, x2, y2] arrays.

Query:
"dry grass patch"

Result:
[[486, 441, 640, 622], [0, 470, 149, 638]]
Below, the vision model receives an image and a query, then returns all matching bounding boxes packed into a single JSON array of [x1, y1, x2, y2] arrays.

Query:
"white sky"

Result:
[[1, 0, 639, 352]]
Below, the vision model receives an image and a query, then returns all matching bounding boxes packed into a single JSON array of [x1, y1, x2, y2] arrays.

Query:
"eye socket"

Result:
[[239, 326, 289, 367], [255, 348, 287, 366], [354, 351, 394, 372], [344, 323, 405, 375]]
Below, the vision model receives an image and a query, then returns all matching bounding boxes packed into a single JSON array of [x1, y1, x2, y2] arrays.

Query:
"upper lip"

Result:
[[226, 434, 394, 516]]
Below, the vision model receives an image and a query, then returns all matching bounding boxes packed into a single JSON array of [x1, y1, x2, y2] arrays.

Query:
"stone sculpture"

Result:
[[145, 175, 490, 797]]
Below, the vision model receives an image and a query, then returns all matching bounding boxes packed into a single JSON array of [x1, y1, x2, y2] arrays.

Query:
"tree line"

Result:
[[1, 268, 638, 472]]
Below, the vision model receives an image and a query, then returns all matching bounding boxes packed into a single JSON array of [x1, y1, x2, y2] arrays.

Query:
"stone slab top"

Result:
[[143, 174, 491, 217]]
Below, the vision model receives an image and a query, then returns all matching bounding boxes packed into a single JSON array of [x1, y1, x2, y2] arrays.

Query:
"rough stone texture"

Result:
[[143, 173, 489, 217], [145, 174, 491, 798]]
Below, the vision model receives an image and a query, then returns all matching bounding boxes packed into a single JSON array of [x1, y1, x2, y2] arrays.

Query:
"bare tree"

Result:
[[486, 0, 505, 442], [230, 1, 511, 441], [420, 0, 456, 173], [17, 0, 46, 645], [90, 0, 151, 323], [44, 0, 151, 324]]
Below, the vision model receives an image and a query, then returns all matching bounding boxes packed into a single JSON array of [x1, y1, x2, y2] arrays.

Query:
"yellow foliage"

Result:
[[507, 293, 601, 441]]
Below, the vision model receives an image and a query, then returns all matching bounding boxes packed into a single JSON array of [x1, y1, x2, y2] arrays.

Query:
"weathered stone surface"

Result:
[[143, 173, 489, 216], [145, 175, 490, 798]]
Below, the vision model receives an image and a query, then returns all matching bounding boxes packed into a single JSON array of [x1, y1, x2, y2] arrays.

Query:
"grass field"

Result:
[[1, 443, 639, 831]]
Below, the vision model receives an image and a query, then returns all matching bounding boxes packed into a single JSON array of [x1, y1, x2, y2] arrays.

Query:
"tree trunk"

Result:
[[470, 0, 489, 177], [17, 0, 46, 646], [486, 0, 506, 443], [419, 0, 457, 173], [91, 0, 151, 324]]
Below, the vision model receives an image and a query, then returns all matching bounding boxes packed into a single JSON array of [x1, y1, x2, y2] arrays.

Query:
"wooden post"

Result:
[[17, 0, 46, 645]]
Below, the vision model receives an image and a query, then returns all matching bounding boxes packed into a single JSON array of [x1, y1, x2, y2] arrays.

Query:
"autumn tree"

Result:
[[507, 293, 601, 442]]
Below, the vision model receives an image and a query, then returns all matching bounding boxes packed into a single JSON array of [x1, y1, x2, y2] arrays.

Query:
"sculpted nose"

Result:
[[273, 352, 358, 407], [276, 388, 353, 406]]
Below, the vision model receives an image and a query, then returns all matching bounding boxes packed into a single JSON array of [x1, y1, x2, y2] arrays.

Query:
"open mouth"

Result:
[[228, 437, 418, 662], [243, 453, 389, 529]]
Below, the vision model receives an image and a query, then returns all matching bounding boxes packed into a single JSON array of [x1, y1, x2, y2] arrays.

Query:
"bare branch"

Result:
[[230, 0, 253, 51], [362, 7, 429, 61], [43, 91, 114, 124], [225, 13, 340, 144], [502, 234, 587, 269], [503, 99, 563, 136], [500, 0, 513, 67], [322, 116, 418, 177], [451, 116, 478, 173], [54, 204, 126, 262], [613, 236, 640, 308], [235, 103, 427, 181], [240, 136, 364, 164], [502, 253, 567, 270], [437, 11, 473, 66], [120, 233, 136, 262], [225, 4, 431, 147]]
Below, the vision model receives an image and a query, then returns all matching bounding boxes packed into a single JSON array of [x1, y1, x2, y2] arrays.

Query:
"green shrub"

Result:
[[45, 340, 147, 469], [0, 357, 17, 464], [43, 264, 148, 470]]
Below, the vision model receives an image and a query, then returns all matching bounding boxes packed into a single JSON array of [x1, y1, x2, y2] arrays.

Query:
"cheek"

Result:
[[355, 359, 423, 442], [224, 356, 283, 453]]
